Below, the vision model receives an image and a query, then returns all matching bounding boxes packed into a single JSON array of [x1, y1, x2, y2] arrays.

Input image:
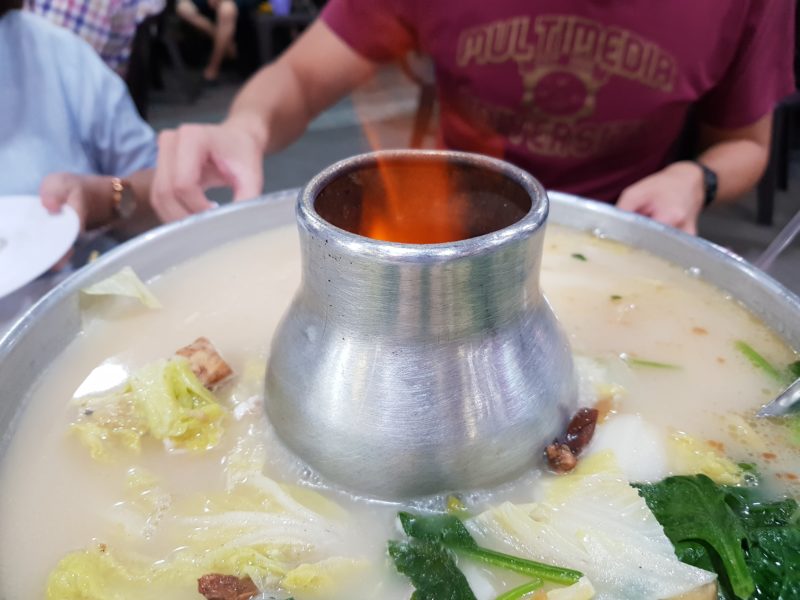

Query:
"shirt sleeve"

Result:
[[321, 0, 416, 62], [66, 36, 157, 176], [697, 0, 796, 129]]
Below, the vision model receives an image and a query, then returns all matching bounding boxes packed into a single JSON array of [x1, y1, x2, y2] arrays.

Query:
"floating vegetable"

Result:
[[71, 357, 227, 458], [734, 340, 786, 384], [388, 539, 476, 600], [621, 354, 681, 370], [396, 512, 582, 585], [472, 453, 716, 599], [637, 474, 800, 600], [47, 440, 356, 599], [80, 266, 162, 309]]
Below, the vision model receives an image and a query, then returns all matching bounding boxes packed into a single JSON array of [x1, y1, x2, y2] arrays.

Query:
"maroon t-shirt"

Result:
[[322, 0, 795, 202]]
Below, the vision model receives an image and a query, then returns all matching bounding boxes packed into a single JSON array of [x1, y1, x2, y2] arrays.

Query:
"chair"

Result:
[[755, 6, 800, 225], [124, 0, 202, 118], [125, 15, 156, 118], [756, 91, 800, 225]]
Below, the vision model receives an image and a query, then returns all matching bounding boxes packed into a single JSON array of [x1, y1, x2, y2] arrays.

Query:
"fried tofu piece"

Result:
[[175, 337, 233, 389]]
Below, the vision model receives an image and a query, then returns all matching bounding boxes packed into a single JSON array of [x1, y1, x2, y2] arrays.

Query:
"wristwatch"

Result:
[[692, 161, 718, 209], [111, 177, 137, 220]]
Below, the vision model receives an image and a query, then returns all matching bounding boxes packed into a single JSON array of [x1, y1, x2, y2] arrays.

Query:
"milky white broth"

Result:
[[0, 224, 797, 599]]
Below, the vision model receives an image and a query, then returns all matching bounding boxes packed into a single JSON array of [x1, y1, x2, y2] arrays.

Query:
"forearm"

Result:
[[696, 113, 772, 204], [616, 113, 773, 234], [226, 20, 378, 155], [227, 61, 315, 155], [696, 138, 769, 204]]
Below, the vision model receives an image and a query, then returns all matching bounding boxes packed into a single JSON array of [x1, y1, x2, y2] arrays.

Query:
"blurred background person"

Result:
[[26, 0, 164, 74], [151, 0, 795, 235], [0, 0, 159, 328], [176, 0, 257, 82], [1, 0, 157, 230]]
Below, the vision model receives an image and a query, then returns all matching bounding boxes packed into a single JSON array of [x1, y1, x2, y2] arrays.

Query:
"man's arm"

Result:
[[152, 20, 378, 222], [616, 113, 772, 234], [229, 20, 379, 154], [696, 113, 771, 202]]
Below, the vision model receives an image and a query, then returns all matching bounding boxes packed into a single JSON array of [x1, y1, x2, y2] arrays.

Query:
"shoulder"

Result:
[[6, 11, 107, 65], [6, 11, 73, 44]]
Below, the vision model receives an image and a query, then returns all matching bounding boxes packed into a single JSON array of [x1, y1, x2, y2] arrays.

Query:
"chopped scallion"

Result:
[[734, 340, 785, 384], [621, 354, 681, 370]]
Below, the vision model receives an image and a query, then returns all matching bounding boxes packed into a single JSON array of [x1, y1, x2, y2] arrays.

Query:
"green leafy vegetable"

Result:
[[571, 253, 588, 261], [494, 578, 542, 600], [388, 540, 476, 600], [398, 512, 582, 585], [637, 474, 800, 600], [636, 475, 753, 599], [81, 266, 162, 309], [789, 360, 800, 379], [71, 357, 226, 459], [734, 340, 786, 384], [732, 345, 800, 441], [746, 526, 800, 599]]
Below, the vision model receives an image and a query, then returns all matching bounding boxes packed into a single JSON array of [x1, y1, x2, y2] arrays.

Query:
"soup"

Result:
[[0, 223, 797, 599]]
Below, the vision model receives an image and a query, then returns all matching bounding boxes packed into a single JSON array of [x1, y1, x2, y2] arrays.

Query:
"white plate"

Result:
[[0, 195, 79, 298]]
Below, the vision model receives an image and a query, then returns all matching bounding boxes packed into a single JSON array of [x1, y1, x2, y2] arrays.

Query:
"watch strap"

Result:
[[692, 161, 718, 209], [111, 177, 136, 220]]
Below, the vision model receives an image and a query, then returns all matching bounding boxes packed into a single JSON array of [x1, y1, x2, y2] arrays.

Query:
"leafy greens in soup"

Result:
[[0, 224, 798, 600]]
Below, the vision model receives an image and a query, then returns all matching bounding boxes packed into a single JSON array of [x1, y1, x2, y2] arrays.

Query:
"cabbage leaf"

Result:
[[132, 358, 224, 450], [667, 432, 745, 485], [46, 546, 150, 600], [470, 453, 716, 600], [81, 266, 162, 309], [45, 543, 288, 600], [46, 439, 362, 599], [71, 357, 225, 459], [283, 557, 371, 598]]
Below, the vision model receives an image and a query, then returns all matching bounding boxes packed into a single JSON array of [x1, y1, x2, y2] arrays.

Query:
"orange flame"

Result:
[[352, 80, 469, 244]]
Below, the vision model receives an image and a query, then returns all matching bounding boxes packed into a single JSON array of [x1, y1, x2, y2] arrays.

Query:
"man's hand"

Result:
[[150, 20, 377, 223], [616, 161, 705, 235], [151, 119, 264, 222]]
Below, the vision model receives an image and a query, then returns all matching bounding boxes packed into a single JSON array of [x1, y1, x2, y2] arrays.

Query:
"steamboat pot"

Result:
[[2, 151, 800, 498], [266, 152, 577, 499]]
